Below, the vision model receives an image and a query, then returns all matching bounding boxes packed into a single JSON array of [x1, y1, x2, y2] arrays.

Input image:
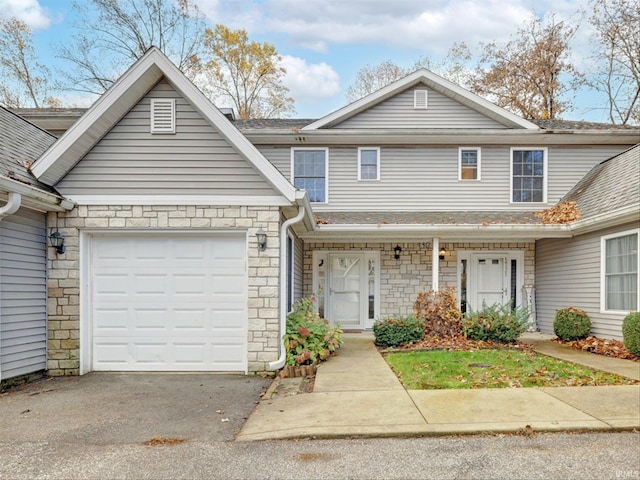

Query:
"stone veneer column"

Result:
[[46, 205, 280, 376]]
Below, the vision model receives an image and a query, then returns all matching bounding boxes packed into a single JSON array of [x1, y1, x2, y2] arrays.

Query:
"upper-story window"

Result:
[[358, 147, 380, 181], [292, 148, 328, 203], [602, 230, 639, 312], [459, 147, 481, 180], [511, 148, 547, 203]]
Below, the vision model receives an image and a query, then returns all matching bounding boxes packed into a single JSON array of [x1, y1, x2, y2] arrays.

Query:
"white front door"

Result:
[[328, 254, 364, 329], [468, 255, 508, 311]]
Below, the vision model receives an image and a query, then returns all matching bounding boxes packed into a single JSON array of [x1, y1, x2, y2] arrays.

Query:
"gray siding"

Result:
[[0, 209, 47, 381], [535, 222, 638, 340], [260, 145, 625, 212], [334, 85, 508, 129], [294, 233, 304, 304], [56, 79, 280, 197]]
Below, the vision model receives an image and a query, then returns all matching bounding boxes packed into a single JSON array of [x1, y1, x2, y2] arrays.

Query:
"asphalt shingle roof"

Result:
[[561, 144, 640, 220], [314, 211, 543, 226], [0, 107, 57, 193]]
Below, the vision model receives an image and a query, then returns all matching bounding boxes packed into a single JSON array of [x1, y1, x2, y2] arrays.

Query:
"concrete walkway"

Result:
[[236, 333, 640, 441]]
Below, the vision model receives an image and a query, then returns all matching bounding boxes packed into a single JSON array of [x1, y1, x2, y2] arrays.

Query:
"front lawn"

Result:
[[384, 349, 639, 389]]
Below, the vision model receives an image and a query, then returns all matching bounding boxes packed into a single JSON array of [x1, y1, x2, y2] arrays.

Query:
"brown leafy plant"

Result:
[[414, 287, 463, 338]]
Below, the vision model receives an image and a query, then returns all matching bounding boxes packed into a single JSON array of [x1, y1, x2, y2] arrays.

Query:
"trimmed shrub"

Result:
[[463, 302, 531, 343], [554, 307, 591, 341], [622, 312, 640, 356], [414, 287, 462, 338], [373, 315, 425, 347], [284, 296, 343, 366]]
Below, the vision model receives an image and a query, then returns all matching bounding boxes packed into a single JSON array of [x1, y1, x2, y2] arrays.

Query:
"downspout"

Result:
[[0, 192, 21, 219], [269, 205, 306, 371]]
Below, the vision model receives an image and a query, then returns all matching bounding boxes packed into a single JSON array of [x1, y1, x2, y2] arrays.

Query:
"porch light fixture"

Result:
[[49, 230, 65, 254], [439, 247, 446, 260], [393, 245, 402, 260], [255, 228, 267, 251]]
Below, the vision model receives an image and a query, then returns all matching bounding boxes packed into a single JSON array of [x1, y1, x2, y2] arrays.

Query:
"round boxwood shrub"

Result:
[[553, 307, 591, 341], [622, 312, 640, 356]]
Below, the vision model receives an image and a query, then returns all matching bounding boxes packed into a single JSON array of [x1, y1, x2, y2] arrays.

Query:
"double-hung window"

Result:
[[292, 148, 328, 203], [358, 147, 380, 181], [459, 147, 480, 180], [602, 230, 639, 312], [511, 148, 547, 203]]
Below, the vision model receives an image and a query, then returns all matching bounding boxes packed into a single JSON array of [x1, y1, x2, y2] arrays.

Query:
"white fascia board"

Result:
[[64, 194, 291, 206], [246, 129, 640, 147], [301, 223, 572, 242], [0, 177, 75, 211], [294, 189, 316, 232], [302, 69, 539, 131], [31, 51, 164, 181], [569, 205, 640, 236]]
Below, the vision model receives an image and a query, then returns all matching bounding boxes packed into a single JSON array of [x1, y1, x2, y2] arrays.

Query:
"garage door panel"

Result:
[[91, 234, 247, 372]]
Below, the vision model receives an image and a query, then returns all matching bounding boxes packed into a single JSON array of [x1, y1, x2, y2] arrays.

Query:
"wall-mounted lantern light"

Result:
[[439, 247, 446, 260], [49, 230, 65, 254], [255, 228, 267, 252], [393, 245, 402, 260]]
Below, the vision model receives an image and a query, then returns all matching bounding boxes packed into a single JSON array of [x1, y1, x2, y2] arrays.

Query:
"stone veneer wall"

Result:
[[46, 205, 281, 376], [303, 241, 535, 319]]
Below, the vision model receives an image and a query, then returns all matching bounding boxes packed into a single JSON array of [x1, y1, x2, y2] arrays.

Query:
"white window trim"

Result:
[[150, 98, 176, 134], [458, 147, 481, 181], [357, 147, 380, 181], [600, 228, 640, 314], [291, 147, 329, 204], [509, 147, 548, 204], [414, 89, 428, 109]]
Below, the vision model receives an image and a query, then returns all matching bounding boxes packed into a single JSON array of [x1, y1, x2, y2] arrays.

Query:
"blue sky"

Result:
[[1, 0, 607, 121]]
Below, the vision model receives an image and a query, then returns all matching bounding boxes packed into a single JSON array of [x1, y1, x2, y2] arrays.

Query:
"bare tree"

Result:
[[345, 60, 408, 103], [588, 0, 640, 125], [0, 17, 59, 108], [57, 0, 206, 95], [199, 25, 294, 119], [471, 14, 583, 119], [345, 43, 474, 103]]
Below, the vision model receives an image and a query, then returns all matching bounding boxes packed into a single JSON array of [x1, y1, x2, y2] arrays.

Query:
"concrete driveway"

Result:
[[0, 373, 271, 445]]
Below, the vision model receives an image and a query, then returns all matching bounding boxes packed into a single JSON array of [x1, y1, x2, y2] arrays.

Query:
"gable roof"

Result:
[[563, 144, 640, 222], [30, 47, 298, 203], [302, 69, 540, 131], [0, 107, 74, 212]]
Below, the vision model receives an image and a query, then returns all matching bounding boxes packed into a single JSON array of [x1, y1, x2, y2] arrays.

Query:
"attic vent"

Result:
[[150, 98, 175, 134], [414, 90, 428, 109]]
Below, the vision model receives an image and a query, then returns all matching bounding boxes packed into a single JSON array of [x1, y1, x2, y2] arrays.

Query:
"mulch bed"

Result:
[[384, 334, 535, 352], [553, 336, 639, 362]]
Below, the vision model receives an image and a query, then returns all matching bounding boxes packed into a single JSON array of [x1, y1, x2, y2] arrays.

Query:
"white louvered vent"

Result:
[[150, 98, 176, 134], [414, 90, 428, 109]]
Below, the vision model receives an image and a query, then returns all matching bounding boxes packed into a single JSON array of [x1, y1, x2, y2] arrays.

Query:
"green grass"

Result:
[[384, 349, 638, 389]]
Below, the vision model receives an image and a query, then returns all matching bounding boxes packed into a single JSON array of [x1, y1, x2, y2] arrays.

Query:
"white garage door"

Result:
[[90, 233, 247, 372]]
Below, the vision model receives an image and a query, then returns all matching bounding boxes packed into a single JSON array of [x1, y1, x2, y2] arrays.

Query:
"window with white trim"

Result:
[[511, 148, 546, 202], [414, 89, 428, 109], [292, 148, 328, 203], [602, 230, 639, 312], [358, 147, 380, 180], [150, 98, 176, 134], [459, 147, 480, 180]]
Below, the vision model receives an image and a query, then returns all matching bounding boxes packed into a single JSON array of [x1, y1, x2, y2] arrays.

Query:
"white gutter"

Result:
[[269, 205, 307, 371], [0, 192, 21, 219], [569, 205, 640, 235], [0, 177, 75, 211]]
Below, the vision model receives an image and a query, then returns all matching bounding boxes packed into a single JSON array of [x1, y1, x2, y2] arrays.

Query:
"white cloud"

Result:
[[280, 55, 341, 105], [196, 0, 590, 56], [0, 0, 53, 30]]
